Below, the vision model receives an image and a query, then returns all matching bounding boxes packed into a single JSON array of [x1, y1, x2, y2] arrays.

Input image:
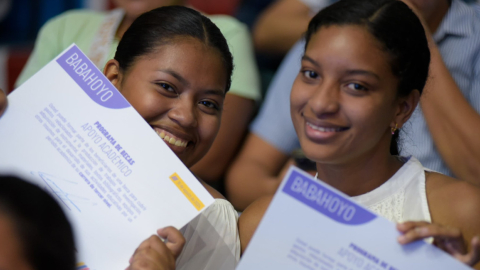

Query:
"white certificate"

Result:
[[237, 167, 471, 270], [0, 44, 214, 270]]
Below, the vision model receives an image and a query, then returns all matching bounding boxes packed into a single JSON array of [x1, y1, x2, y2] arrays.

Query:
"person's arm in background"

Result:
[[253, 0, 310, 54], [14, 13, 66, 88], [190, 18, 260, 183], [402, 0, 480, 186], [225, 40, 305, 210], [252, 0, 331, 55], [420, 42, 480, 186], [226, 134, 290, 210]]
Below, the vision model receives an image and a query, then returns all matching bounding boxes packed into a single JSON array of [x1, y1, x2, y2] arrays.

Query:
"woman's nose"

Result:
[[168, 97, 198, 128], [307, 82, 341, 118]]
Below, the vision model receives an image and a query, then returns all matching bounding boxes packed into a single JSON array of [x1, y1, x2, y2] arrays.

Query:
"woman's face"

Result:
[[291, 25, 405, 165], [106, 38, 227, 168], [114, 0, 184, 18], [0, 213, 33, 270]]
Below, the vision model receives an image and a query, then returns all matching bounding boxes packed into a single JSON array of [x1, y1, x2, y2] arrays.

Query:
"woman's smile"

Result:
[[304, 119, 350, 142], [152, 126, 192, 151]]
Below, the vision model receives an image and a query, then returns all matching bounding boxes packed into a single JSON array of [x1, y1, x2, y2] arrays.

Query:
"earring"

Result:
[[391, 123, 398, 135]]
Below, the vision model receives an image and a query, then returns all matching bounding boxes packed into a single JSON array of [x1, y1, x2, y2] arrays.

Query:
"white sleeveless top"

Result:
[[176, 199, 240, 270], [351, 156, 432, 224]]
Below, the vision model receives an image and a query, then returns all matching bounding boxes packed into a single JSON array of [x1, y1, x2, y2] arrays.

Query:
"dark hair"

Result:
[[0, 176, 76, 270], [115, 6, 234, 92], [304, 0, 430, 155]]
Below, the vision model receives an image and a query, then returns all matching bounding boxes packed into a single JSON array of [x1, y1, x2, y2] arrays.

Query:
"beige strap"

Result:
[[88, 8, 125, 69]]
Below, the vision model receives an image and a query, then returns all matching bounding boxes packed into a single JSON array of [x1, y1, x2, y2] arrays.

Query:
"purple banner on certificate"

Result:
[[282, 170, 376, 225], [56, 45, 130, 110]]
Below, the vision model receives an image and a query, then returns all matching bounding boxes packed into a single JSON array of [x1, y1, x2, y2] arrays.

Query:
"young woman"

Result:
[[2, 6, 237, 270], [15, 0, 261, 185], [239, 0, 480, 268], [102, 6, 240, 270]]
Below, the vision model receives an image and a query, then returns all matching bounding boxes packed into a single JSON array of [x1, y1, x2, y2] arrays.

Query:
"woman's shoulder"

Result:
[[426, 172, 480, 225], [238, 195, 273, 254], [38, 9, 108, 42], [45, 9, 107, 28]]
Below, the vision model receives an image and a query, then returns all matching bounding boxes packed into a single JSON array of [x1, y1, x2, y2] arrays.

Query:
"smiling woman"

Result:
[[105, 39, 228, 168], [239, 0, 480, 268], [101, 6, 238, 270]]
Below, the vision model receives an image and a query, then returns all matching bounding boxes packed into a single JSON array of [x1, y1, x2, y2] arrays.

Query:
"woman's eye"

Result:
[[302, 70, 318, 79], [199, 100, 219, 110], [158, 83, 176, 93], [347, 83, 368, 91]]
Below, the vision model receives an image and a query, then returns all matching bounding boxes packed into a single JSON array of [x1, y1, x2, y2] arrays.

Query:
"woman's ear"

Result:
[[393, 89, 420, 129], [103, 59, 123, 90]]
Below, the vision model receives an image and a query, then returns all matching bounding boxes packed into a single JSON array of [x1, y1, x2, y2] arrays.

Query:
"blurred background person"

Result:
[[0, 175, 184, 270], [0, 175, 76, 270]]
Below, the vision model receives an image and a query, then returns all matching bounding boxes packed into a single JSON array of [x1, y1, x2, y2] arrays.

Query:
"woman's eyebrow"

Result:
[[204, 89, 226, 98], [302, 55, 380, 80], [159, 69, 190, 87], [302, 55, 320, 67], [344, 70, 380, 80]]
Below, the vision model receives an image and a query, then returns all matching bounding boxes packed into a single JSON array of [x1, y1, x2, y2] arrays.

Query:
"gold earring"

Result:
[[391, 123, 398, 135]]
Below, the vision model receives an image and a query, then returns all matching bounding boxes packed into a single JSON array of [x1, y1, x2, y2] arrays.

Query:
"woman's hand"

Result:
[[0, 89, 7, 117], [397, 221, 480, 266], [127, 226, 186, 270]]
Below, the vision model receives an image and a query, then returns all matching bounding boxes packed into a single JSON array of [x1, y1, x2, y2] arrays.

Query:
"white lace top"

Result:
[[351, 156, 432, 224], [176, 199, 240, 270]]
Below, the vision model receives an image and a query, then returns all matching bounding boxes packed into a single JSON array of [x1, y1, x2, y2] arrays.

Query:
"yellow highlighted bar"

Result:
[[170, 173, 205, 211]]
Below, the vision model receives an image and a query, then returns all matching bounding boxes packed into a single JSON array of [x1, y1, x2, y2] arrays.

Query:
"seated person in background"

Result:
[[0, 175, 76, 270], [226, 0, 480, 211], [252, 0, 336, 55], [239, 1, 480, 268], [0, 175, 183, 270], [15, 0, 261, 184]]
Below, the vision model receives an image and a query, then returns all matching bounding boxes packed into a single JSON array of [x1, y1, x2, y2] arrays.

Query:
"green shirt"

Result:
[[15, 9, 261, 102]]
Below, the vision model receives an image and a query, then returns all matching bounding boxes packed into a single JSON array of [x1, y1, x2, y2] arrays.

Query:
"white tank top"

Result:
[[177, 199, 240, 270], [351, 156, 432, 224]]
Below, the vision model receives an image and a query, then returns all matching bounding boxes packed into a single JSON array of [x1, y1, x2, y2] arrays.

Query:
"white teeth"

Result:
[[307, 122, 343, 132], [155, 130, 187, 148]]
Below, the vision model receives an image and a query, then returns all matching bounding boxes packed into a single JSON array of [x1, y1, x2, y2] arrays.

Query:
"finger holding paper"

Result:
[[397, 221, 480, 266], [157, 226, 186, 259], [128, 227, 185, 270]]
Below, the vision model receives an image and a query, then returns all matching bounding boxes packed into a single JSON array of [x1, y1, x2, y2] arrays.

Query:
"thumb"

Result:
[[157, 226, 186, 259]]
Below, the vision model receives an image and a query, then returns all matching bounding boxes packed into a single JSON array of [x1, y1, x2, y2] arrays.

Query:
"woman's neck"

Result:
[[315, 148, 403, 197]]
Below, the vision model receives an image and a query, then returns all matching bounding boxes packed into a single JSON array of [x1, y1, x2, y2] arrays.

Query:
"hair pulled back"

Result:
[[115, 6, 234, 92], [0, 175, 76, 270], [304, 0, 431, 155]]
